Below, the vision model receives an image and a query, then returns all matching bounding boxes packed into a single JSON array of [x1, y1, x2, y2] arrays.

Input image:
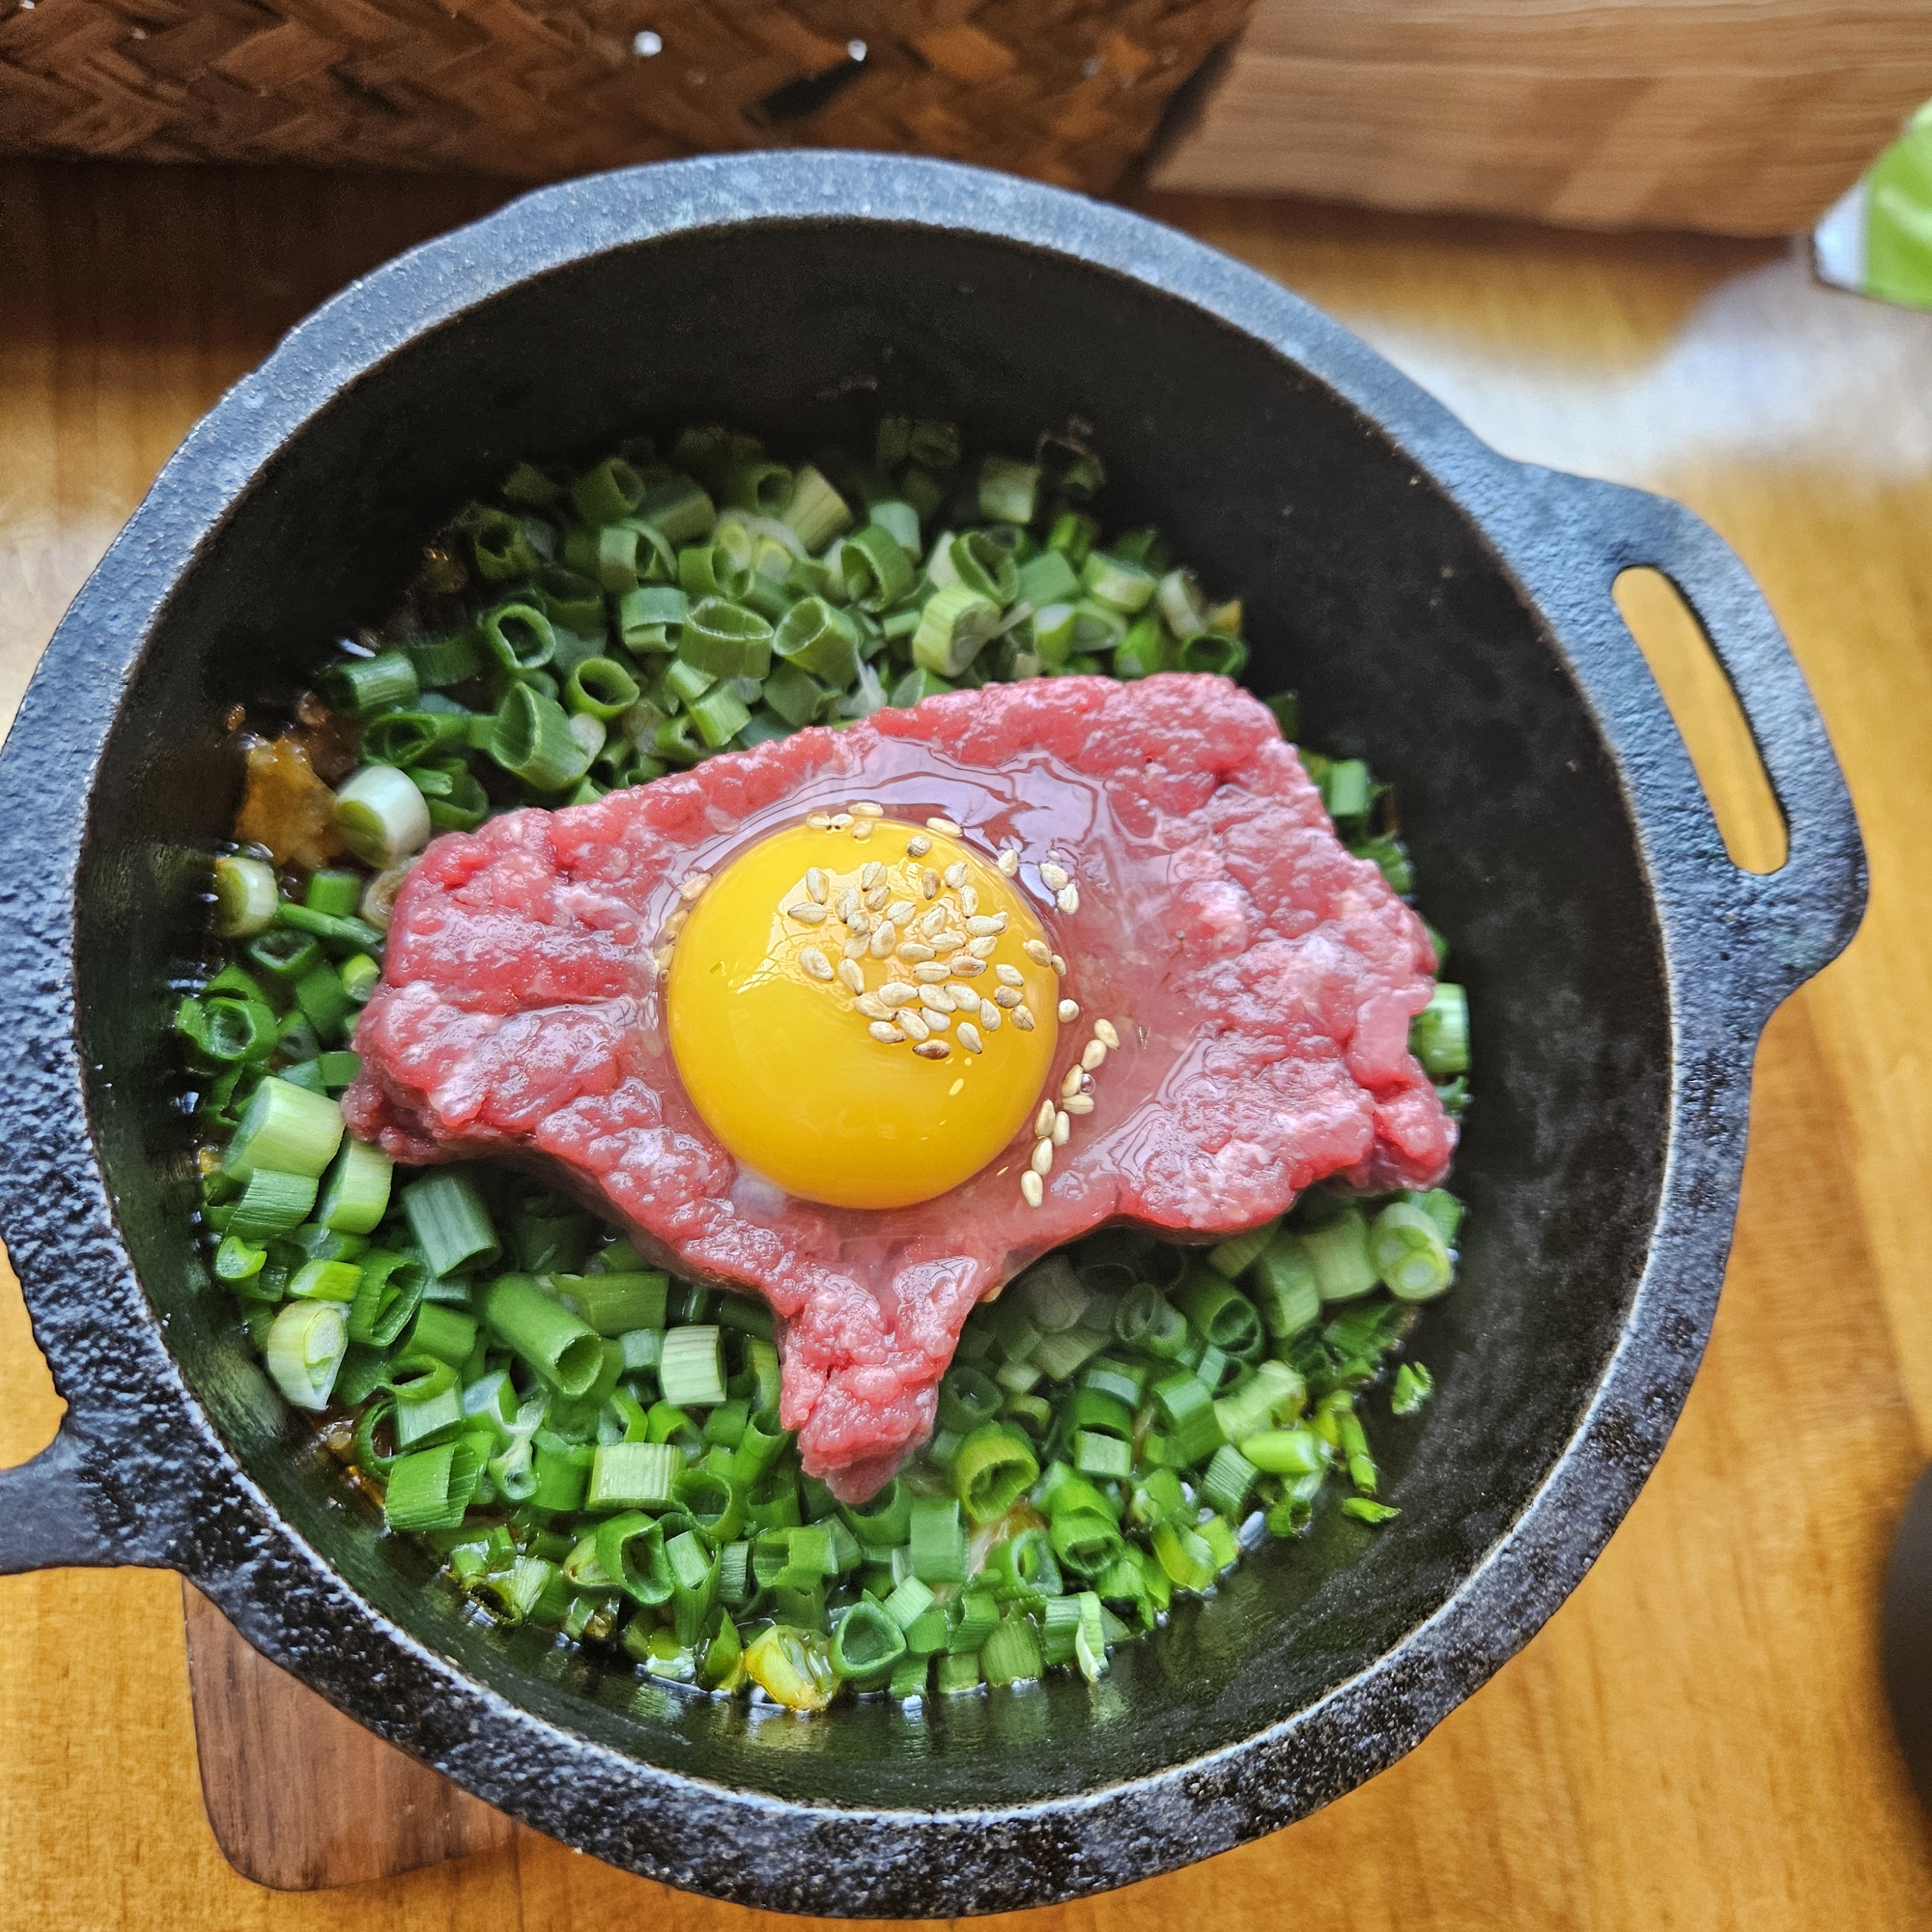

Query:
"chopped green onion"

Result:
[[477, 601, 556, 675], [586, 1440, 681, 1511], [1412, 983, 1470, 1076], [400, 1169, 500, 1275], [1240, 1427, 1328, 1477], [1392, 1362, 1435, 1415], [263, 1300, 347, 1411], [637, 475, 717, 545], [773, 596, 862, 684], [1303, 1209, 1380, 1304], [1080, 551, 1156, 613], [570, 455, 646, 526], [550, 1270, 668, 1335], [1207, 1218, 1280, 1280], [478, 1273, 603, 1397], [384, 1437, 486, 1532], [952, 1424, 1040, 1525], [1249, 1232, 1322, 1337], [489, 683, 591, 792], [909, 1495, 967, 1585], [977, 454, 1039, 524], [830, 1598, 907, 1678], [658, 1324, 726, 1408], [320, 650, 419, 717], [744, 1624, 838, 1711], [1342, 1497, 1401, 1525], [839, 522, 916, 610], [1179, 632, 1249, 677], [225, 1077, 344, 1182], [911, 583, 1001, 677], [688, 683, 752, 749], [212, 855, 278, 938], [287, 1258, 360, 1303], [1370, 1202, 1455, 1301], [780, 466, 852, 551], [315, 1137, 391, 1235]]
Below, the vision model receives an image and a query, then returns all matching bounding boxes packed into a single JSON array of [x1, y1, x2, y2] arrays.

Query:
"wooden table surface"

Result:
[[3, 158, 1931, 1931]]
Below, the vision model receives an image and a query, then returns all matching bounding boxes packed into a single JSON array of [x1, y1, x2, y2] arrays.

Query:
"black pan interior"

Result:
[[75, 218, 1667, 1809]]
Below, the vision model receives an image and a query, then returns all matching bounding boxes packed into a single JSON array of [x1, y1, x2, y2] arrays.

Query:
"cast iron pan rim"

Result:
[[0, 152, 1864, 1914]]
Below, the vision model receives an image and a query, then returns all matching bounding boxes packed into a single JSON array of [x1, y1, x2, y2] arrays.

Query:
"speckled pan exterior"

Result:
[[0, 154, 1865, 1917]]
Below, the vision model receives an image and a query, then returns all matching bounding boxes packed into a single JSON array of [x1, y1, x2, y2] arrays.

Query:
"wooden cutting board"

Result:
[[181, 1583, 513, 1889]]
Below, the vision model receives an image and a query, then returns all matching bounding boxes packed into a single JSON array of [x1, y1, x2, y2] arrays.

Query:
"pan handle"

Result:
[[1561, 475, 1867, 1009], [0, 1421, 123, 1572]]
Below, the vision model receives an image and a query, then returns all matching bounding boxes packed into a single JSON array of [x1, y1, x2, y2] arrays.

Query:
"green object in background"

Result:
[[1814, 101, 1932, 313], [1868, 104, 1932, 311]]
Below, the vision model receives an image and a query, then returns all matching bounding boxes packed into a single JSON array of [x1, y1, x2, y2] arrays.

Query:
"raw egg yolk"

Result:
[[666, 817, 1060, 1210]]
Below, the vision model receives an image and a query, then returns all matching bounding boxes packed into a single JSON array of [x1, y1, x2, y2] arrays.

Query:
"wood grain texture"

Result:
[[1148, 0, 1932, 236], [181, 1584, 512, 1889], [5, 161, 1932, 1929]]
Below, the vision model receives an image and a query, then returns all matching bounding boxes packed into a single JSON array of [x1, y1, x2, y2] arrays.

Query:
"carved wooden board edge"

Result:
[[181, 1579, 515, 1889]]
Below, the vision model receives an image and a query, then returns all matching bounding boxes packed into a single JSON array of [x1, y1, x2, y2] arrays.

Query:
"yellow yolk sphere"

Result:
[[666, 818, 1060, 1210]]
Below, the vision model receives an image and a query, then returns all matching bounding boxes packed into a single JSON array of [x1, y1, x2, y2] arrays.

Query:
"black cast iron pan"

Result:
[[0, 155, 1865, 1915]]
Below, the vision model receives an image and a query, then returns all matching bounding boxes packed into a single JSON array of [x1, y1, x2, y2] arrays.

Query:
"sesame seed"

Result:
[[653, 945, 674, 974], [966, 914, 1006, 936], [1094, 1019, 1120, 1049], [1051, 953, 1067, 975], [1041, 861, 1069, 892], [995, 964, 1024, 987], [680, 872, 712, 901], [896, 1008, 930, 1041], [947, 954, 984, 976], [1053, 1110, 1071, 1146], [1082, 1040, 1107, 1072], [922, 868, 940, 899], [924, 1010, 952, 1031], [860, 861, 884, 889], [1058, 999, 1079, 1022], [930, 928, 966, 951], [1062, 1066, 1085, 1098], [857, 992, 892, 1020], [1021, 1171, 1044, 1208], [838, 959, 865, 993], [907, 835, 932, 856], [927, 816, 962, 836], [960, 885, 979, 917], [958, 1022, 984, 1054], [838, 889, 859, 921], [1023, 940, 1052, 967], [997, 849, 1020, 876], [868, 1022, 907, 1043], [914, 961, 951, 983], [806, 868, 828, 904], [852, 821, 873, 842], [662, 909, 689, 937], [865, 885, 890, 912], [851, 800, 884, 817], [869, 925, 897, 958], [943, 861, 967, 889], [879, 980, 917, 1005], [978, 1000, 1002, 1030], [1012, 1005, 1036, 1031], [843, 938, 868, 961], [786, 902, 827, 923], [920, 984, 956, 1013], [829, 814, 853, 829], [896, 940, 936, 963], [915, 1040, 952, 1060], [992, 986, 1023, 1008], [848, 909, 871, 937], [1031, 1140, 1054, 1177], [1064, 1094, 1094, 1115], [920, 907, 947, 938], [886, 899, 916, 923], [800, 947, 833, 981], [1056, 884, 1080, 915], [1034, 1100, 1056, 1137], [967, 935, 998, 958], [807, 813, 833, 831]]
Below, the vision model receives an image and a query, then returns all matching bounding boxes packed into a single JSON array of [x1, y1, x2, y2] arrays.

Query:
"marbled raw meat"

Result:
[[346, 675, 1454, 1497]]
